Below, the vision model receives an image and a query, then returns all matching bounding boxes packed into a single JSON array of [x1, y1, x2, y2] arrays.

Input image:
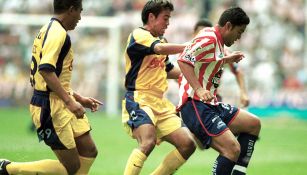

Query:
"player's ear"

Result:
[[148, 13, 156, 23], [68, 6, 75, 13], [225, 21, 233, 31]]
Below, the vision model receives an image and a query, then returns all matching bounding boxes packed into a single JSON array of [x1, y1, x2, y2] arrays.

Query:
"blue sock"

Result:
[[232, 133, 258, 175], [212, 155, 235, 175]]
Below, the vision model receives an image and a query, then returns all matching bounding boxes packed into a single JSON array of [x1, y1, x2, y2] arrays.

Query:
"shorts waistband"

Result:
[[33, 89, 50, 97]]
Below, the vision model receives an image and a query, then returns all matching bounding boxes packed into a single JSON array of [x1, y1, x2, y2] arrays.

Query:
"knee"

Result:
[[89, 145, 98, 158], [139, 138, 156, 156], [221, 141, 241, 161], [251, 117, 261, 135], [178, 138, 196, 158]]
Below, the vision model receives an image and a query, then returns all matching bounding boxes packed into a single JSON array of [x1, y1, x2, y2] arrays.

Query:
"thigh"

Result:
[[156, 112, 183, 139], [162, 127, 193, 148], [75, 132, 97, 158], [228, 109, 261, 135], [30, 96, 75, 150], [180, 100, 229, 149], [122, 92, 155, 137], [133, 124, 156, 143]]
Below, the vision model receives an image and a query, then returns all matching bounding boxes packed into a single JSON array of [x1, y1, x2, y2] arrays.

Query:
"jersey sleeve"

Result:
[[127, 29, 161, 57], [164, 56, 174, 72], [39, 26, 66, 72], [178, 37, 217, 66]]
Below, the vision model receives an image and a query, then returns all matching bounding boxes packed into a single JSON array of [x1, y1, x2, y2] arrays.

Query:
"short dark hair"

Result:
[[141, 0, 174, 25], [53, 0, 82, 14], [194, 18, 213, 32], [218, 7, 250, 27]]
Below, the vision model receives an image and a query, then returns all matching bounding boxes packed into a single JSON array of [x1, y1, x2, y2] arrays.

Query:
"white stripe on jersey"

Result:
[[177, 27, 224, 110]]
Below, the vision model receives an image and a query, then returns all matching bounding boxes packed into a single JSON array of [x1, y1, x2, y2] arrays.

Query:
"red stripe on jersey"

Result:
[[195, 47, 216, 62], [177, 59, 194, 66], [198, 63, 208, 88]]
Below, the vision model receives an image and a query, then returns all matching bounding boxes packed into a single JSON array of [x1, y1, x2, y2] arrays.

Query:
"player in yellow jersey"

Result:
[[122, 1, 196, 175], [0, 0, 102, 175]]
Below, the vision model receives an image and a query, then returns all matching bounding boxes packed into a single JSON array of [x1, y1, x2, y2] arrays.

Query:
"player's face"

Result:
[[224, 23, 246, 47], [67, 6, 83, 30], [151, 9, 171, 37]]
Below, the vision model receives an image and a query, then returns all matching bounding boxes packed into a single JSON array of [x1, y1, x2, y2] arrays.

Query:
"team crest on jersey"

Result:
[[211, 67, 223, 88], [185, 54, 195, 62]]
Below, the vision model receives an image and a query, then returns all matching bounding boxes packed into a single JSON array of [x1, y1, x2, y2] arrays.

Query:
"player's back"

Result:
[[30, 18, 73, 93]]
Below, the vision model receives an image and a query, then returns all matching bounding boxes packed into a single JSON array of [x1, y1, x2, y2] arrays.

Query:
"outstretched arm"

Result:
[[154, 43, 186, 55], [234, 69, 249, 107], [73, 92, 103, 112]]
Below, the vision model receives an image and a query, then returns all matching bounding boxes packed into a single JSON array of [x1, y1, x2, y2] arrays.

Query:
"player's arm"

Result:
[[167, 66, 181, 79], [39, 70, 85, 118], [177, 60, 214, 102], [222, 51, 245, 64], [234, 68, 249, 107], [165, 56, 181, 79], [154, 43, 186, 55], [73, 92, 103, 112]]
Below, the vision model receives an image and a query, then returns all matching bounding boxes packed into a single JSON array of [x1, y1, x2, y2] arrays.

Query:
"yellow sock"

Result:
[[124, 149, 147, 175], [151, 149, 186, 175], [75, 156, 96, 175], [6, 159, 68, 175]]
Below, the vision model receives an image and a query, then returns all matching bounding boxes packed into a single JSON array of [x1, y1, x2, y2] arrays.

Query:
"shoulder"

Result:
[[132, 28, 154, 40]]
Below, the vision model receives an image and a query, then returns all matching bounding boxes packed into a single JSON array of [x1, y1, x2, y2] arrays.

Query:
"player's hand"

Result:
[[65, 99, 86, 119], [79, 97, 103, 112], [223, 51, 244, 64], [195, 88, 214, 102], [240, 93, 250, 107]]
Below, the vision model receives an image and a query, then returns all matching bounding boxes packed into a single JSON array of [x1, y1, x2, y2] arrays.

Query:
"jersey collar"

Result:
[[214, 26, 224, 46]]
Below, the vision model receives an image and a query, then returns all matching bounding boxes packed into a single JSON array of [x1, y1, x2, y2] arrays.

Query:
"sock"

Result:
[[75, 156, 96, 175], [212, 155, 235, 175], [150, 149, 186, 175], [6, 159, 68, 175], [232, 133, 258, 175], [124, 149, 147, 175]]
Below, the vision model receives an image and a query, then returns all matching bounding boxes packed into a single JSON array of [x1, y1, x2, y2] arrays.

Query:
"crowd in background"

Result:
[[0, 0, 306, 109]]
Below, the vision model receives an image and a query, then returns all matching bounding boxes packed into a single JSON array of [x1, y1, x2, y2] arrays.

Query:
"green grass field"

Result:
[[1, 107, 307, 175]]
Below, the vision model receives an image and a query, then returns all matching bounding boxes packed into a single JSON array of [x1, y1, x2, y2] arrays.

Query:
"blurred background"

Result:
[[0, 0, 306, 117], [0, 1, 306, 175]]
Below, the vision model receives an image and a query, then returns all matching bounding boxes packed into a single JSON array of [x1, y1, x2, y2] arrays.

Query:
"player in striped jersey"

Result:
[[0, 1, 102, 175], [177, 7, 261, 175], [122, 1, 195, 175], [193, 18, 249, 107]]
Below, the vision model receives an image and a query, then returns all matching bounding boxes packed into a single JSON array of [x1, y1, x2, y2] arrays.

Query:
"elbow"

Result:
[[154, 44, 163, 54]]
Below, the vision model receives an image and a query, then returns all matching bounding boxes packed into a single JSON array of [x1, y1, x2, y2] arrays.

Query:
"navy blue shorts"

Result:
[[179, 99, 239, 149]]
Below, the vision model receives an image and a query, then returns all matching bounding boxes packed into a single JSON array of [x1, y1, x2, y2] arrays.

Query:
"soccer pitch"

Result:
[[1, 107, 307, 175]]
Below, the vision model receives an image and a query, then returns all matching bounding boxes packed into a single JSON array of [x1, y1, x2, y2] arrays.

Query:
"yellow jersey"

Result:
[[30, 18, 73, 93], [124, 27, 173, 96]]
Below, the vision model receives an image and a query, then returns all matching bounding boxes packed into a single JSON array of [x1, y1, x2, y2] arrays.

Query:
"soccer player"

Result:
[[177, 7, 261, 175], [0, 0, 103, 175], [193, 18, 249, 107], [122, 0, 196, 174]]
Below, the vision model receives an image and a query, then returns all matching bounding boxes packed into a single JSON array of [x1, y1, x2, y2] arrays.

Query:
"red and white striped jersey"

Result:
[[177, 26, 225, 110]]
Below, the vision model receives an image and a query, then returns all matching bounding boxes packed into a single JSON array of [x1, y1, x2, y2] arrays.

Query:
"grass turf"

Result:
[[0, 107, 307, 175]]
